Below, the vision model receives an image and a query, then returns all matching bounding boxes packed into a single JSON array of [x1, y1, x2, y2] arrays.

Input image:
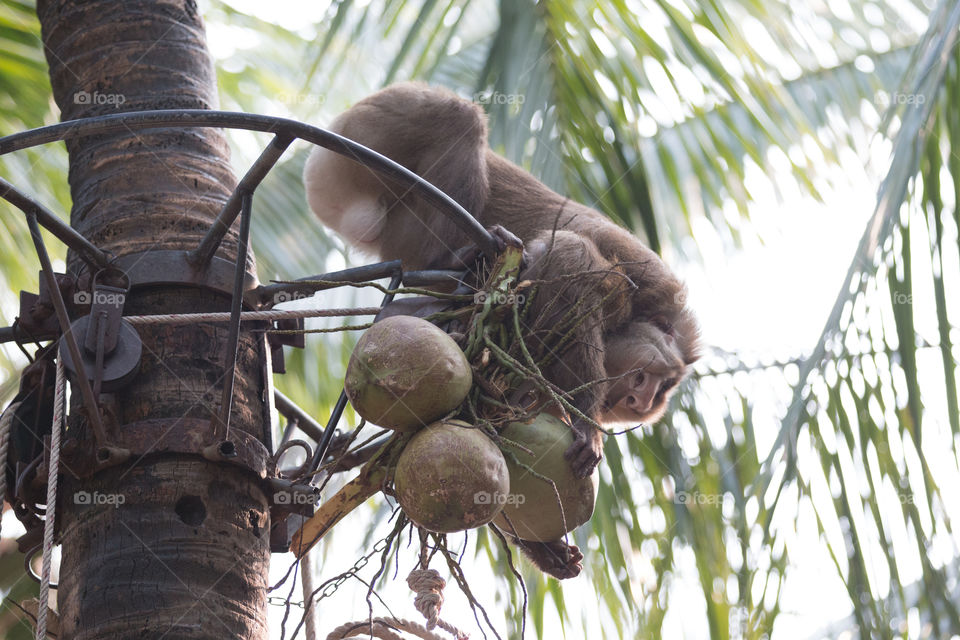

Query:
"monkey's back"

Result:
[[481, 150, 608, 242]]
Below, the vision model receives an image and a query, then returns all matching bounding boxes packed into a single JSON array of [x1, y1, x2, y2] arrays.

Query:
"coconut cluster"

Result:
[[345, 315, 597, 537]]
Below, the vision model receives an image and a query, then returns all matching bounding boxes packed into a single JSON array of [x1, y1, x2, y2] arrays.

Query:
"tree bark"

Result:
[[37, 1, 270, 638]]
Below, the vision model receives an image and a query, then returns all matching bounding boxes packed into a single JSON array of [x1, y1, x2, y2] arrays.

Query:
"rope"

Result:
[[325, 569, 468, 640], [123, 307, 381, 326], [407, 569, 445, 629], [36, 357, 65, 640], [325, 617, 450, 640], [0, 401, 18, 540], [406, 569, 468, 639]]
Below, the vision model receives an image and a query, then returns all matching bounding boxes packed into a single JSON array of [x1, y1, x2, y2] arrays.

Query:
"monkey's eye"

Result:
[[634, 372, 646, 387], [658, 379, 678, 398], [648, 315, 673, 335]]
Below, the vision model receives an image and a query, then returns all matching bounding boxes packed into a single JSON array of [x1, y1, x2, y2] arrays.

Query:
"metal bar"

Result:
[[402, 269, 468, 287], [214, 191, 253, 442], [381, 272, 404, 311], [307, 272, 404, 475], [274, 390, 325, 443], [0, 326, 16, 343], [191, 134, 294, 267], [254, 260, 402, 305], [25, 213, 108, 446], [277, 421, 295, 449], [0, 176, 112, 270], [0, 110, 497, 258], [309, 391, 349, 475]]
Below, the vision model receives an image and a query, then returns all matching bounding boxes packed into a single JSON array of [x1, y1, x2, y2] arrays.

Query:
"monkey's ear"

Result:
[[673, 310, 702, 365]]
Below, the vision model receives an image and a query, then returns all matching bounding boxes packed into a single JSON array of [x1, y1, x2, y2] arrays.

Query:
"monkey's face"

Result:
[[600, 320, 693, 425]]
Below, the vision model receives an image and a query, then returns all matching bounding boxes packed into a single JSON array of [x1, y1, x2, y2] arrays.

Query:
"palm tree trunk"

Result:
[[37, 1, 270, 638]]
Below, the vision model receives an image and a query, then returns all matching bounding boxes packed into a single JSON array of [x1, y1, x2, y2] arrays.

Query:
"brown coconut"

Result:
[[493, 413, 598, 541], [394, 420, 509, 533], [344, 315, 472, 432]]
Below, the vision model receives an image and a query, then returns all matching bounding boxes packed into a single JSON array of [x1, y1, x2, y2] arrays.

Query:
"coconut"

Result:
[[394, 420, 509, 533], [493, 413, 598, 541], [344, 315, 472, 432]]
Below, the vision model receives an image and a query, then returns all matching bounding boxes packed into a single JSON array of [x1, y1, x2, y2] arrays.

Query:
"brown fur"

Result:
[[305, 82, 700, 579]]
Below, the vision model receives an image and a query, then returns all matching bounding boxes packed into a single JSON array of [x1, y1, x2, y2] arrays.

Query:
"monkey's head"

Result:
[[601, 306, 699, 425]]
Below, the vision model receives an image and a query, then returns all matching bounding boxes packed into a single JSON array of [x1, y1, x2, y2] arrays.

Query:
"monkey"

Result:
[[304, 82, 699, 578]]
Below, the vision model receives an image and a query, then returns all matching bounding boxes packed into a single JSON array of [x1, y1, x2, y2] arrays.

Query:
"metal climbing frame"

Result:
[[0, 109, 494, 553]]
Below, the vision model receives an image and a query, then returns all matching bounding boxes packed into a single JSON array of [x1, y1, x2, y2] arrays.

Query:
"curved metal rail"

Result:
[[0, 108, 493, 478], [0, 109, 497, 259]]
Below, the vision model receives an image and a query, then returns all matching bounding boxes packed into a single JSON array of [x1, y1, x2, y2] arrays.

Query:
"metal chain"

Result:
[[267, 537, 391, 609], [268, 595, 304, 609]]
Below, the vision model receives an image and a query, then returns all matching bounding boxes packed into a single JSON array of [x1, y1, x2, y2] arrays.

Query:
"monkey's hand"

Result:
[[487, 224, 523, 253], [515, 538, 584, 580], [444, 224, 525, 270], [564, 420, 604, 478], [487, 224, 534, 269]]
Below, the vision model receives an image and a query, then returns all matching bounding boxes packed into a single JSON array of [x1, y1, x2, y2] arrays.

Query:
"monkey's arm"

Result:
[[424, 224, 525, 273], [522, 231, 614, 477], [544, 326, 606, 479], [490, 522, 583, 580]]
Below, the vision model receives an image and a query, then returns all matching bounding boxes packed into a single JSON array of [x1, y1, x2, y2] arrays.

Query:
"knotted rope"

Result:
[[325, 568, 468, 640]]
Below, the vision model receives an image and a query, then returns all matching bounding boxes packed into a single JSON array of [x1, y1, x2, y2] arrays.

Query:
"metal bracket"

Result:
[[59, 316, 142, 394], [60, 417, 272, 479], [112, 250, 258, 299], [62, 279, 143, 398], [265, 477, 318, 554], [13, 272, 79, 342]]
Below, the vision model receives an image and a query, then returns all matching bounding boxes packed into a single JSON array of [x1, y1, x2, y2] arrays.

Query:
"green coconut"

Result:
[[493, 413, 598, 541], [344, 315, 472, 432], [394, 420, 509, 533]]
